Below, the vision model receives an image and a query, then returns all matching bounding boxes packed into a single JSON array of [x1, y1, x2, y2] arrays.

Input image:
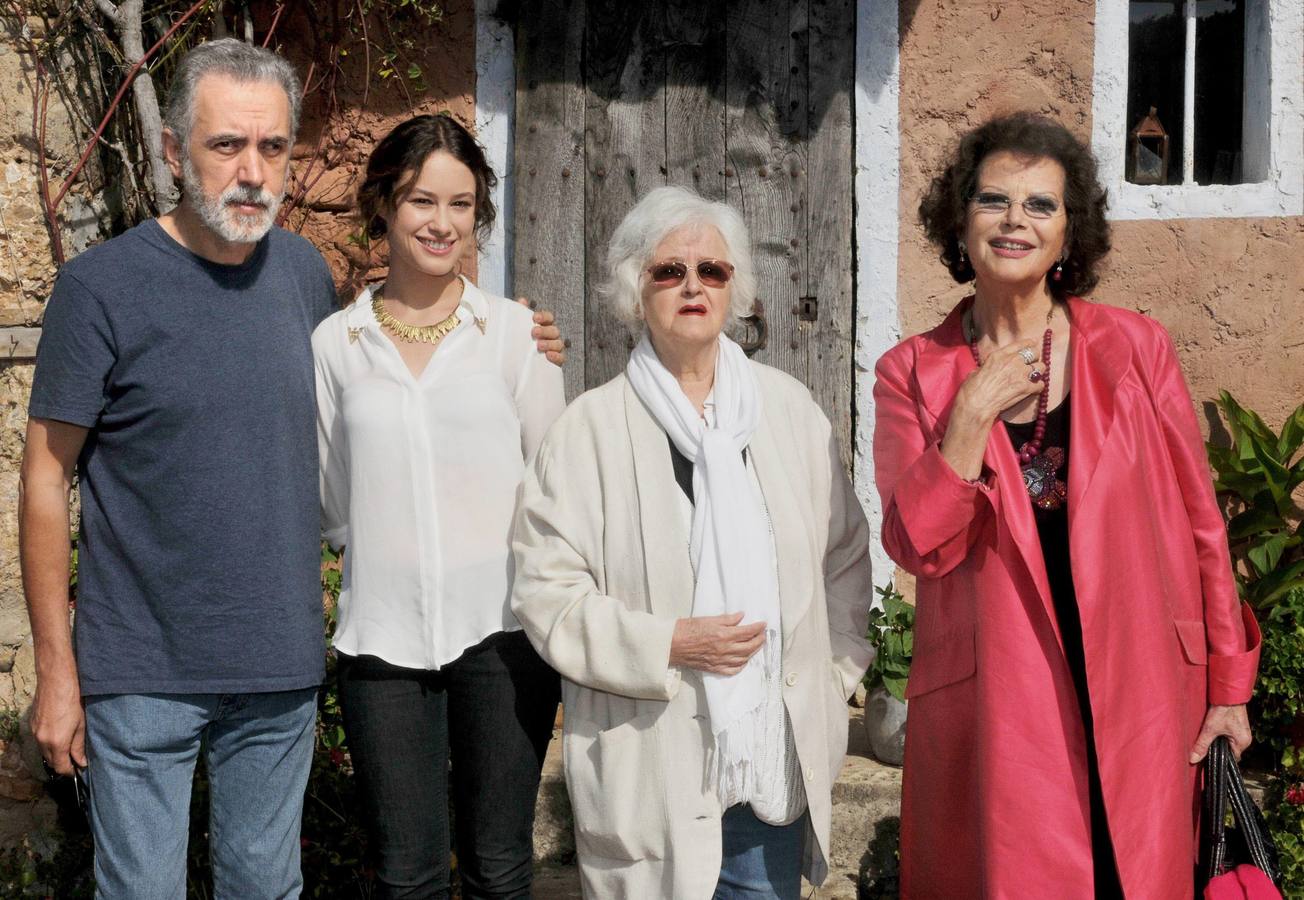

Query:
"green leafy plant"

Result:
[[858, 816, 901, 899], [1208, 395, 1304, 895], [0, 833, 94, 898], [0, 707, 20, 743], [1253, 588, 1304, 769], [1264, 773, 1304, 895], [1207, 392, 1304, 608], [863, 583, 914, 702], [1247, 586, 1304, 895], [68, 530, 78, 605]]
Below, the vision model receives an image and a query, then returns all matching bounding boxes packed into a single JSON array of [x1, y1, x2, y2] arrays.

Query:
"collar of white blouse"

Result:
[[347, 274, 491, 384]]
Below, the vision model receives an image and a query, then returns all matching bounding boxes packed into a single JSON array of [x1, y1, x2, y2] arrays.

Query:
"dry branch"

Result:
[[52, 0, 208, 212], [94, 0, 177, 208]]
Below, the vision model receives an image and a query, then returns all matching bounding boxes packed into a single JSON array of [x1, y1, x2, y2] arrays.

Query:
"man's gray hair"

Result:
[[164, 39, 302, 147], [602, 185, 757, 329]]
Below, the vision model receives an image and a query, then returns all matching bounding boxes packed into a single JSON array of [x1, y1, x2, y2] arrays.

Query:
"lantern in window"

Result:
[[1128, 106, 1170, 185]]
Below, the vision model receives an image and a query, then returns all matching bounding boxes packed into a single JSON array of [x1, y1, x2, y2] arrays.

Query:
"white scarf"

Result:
[[625, 332, 781, 801]]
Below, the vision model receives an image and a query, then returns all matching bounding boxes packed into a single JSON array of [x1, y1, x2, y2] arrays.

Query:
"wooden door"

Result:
[[512, 0, 855, 468]]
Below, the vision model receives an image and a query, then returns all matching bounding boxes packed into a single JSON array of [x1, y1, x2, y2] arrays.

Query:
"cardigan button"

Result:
[[785, 672, 798, 686], [805, 767, 815, 781]]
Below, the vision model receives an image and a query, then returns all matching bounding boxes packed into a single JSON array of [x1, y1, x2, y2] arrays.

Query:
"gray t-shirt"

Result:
[[29, 219, 335, 695]]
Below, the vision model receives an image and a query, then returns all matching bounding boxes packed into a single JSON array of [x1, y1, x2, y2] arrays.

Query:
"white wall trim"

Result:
[[1091, 0, 1304, 220], [853, 0, 901, 591], [474, 0, 515, 296]]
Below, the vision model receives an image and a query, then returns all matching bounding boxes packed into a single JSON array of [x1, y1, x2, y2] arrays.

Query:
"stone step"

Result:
[[531, 706, 903, 898]]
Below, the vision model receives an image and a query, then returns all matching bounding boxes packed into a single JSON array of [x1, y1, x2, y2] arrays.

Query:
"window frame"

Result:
[[1090, 0, 1304, 220]]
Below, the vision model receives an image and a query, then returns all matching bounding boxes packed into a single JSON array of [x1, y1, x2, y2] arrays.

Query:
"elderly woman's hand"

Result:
[[1189, 704, 1252, 763], [955, 340, 1047, 425], [941, 340, 1047, 479], [669, 612, 767, 676]]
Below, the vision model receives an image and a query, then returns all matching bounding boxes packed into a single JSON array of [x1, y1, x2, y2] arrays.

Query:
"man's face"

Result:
[[166, 73, 293, 245]]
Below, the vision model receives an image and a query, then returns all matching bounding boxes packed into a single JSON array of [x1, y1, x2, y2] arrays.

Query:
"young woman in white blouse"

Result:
[[312, 114, 566, 899]]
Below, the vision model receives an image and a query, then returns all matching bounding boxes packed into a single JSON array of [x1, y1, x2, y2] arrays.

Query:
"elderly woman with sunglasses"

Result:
[[511, 185, 874, 899], [873, 112, 1260, 898]]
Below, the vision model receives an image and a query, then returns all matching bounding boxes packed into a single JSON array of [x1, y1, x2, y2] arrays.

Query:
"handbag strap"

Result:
[[1199, 735, 1280, 886], [1217, 739, 1279, 880], [1200, 736, 1231, 885]]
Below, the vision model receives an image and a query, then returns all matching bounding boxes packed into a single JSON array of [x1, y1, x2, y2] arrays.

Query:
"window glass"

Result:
[[1126, 0, 1252, 186], [1127, 1, 1185, 185], [1194, 0, 1246, 184]]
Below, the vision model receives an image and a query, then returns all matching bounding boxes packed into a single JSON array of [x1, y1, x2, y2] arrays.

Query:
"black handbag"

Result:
[[1197, 735, 1282, 890]]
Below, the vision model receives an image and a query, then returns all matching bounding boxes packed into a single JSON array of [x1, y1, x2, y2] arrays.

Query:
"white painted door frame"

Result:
[[853, 0, 900, 591], [474, 0, 515, 298]]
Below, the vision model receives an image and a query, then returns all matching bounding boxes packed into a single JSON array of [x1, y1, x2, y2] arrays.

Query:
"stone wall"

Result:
[[896, 0, 1304, 431]]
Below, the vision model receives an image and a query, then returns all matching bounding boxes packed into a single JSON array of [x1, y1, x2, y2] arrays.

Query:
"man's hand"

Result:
[[31, 665, 86, 776], [516, 296, 566, 366]]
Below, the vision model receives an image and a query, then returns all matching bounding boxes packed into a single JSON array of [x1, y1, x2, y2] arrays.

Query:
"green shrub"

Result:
[[0, 832, 94, 898], [0, 707, 21, 743], [1206, 392, 1304, 608], [1253, 588, 1304, 770], [1208, 395, 1304, 894], [1250, 587, 1304, 895], [863, 583, 914, 702], [1264, 775, 1304, 894]]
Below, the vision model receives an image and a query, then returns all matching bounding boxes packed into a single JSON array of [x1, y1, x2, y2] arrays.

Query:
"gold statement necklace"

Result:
[[372, 289, 461, 345]]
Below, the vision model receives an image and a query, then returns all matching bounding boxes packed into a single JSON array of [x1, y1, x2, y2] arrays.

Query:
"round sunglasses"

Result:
[[645, 259, 735, 288]]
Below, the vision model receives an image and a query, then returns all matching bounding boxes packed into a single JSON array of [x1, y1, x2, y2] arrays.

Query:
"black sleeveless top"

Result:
[[1004, 396, 1081, 700], [1005, 396, 1124, 896]]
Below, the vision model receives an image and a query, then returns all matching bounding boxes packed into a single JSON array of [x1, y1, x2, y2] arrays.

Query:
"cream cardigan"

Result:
[[511, 362, 874, 898]]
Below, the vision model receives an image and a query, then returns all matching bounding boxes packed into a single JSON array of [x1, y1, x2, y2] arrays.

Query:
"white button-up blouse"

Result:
[[312, 276, 566, 670]]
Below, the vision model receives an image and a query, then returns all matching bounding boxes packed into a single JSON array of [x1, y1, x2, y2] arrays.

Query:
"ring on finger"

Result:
[[1018, 348, 1036, 365], [1029, 370, 1044, 383]]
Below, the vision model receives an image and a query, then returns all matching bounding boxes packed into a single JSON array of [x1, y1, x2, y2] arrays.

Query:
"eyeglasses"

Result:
[[645, 259, 735, 288], [969, 192, 1064, 219]]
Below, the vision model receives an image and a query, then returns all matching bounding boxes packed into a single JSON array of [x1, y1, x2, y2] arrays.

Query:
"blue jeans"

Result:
[[82, 688, 318, 900], [336, 630, 560, 899], [713, 804, 806, 900]]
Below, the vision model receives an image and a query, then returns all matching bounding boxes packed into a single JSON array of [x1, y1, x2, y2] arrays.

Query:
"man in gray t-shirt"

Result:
[[21, 41, 329, 898]]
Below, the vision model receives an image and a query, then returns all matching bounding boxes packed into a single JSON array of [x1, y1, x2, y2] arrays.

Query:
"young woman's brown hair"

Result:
[[356, 113, 498, 244]]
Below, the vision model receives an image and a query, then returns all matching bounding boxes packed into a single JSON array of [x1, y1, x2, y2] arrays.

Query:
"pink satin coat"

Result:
[[872, 297, 1261, 899]]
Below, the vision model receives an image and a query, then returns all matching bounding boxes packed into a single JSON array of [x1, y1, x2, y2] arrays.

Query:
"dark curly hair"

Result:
[[356, 113, 498, 244], [918, 112, 1111, 299]]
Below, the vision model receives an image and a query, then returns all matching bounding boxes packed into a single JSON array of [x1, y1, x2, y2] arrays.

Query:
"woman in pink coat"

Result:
[[873, 113, 1261, 898]]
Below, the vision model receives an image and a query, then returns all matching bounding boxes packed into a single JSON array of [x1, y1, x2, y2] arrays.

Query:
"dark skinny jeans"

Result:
[[337, 630, 560, 899]]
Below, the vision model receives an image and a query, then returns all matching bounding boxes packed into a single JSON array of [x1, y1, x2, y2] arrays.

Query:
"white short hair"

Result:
[[601, 185, 757, 329]]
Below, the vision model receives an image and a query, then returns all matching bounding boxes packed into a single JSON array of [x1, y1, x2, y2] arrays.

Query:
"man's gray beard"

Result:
[[181, 154, 283, 245]]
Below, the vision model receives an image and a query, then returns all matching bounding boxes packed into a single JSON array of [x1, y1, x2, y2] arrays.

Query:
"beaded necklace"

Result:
[[966, 301, 1056, 488]]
